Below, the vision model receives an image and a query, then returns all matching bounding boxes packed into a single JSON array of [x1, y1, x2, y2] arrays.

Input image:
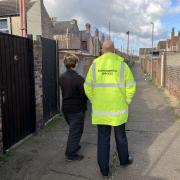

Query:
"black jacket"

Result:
[[59, 70, 87, 113]]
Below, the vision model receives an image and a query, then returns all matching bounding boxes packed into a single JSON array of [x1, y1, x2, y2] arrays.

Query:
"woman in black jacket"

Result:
[[59, 54, 87, 161]]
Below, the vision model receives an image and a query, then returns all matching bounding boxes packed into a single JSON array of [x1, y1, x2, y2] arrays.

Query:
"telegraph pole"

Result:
[[108, 22, 111, 40], [151, 22, 154, 79], [126, 31, 130, 56], [66, 28, 69, 49]]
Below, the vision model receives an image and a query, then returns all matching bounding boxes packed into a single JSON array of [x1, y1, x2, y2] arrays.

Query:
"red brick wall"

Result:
[[141, 58, 161, 85], [152, 59, 161, 85], [141, 55, 180, 100], [83, 58, 94, 77], [165, 66, 180, 99], [140, 58, 146, 72], [157, 60, 161, 84], [147, 59, 151, 75]]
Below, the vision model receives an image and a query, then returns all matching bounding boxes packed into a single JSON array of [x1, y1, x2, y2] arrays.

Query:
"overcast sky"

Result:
[[44, 0, 180, 53]]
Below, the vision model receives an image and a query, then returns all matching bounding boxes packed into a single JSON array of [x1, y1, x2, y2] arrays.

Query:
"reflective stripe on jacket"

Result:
[[84, 52, 136, 126]]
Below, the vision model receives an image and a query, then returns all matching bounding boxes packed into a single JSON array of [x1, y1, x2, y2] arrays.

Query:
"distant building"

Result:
[[157, 28, 180, 52], [80, 23, 101, 56], [80, 23, 94, 55], [54, 19, 81, 50], [93, 29, 101, 56], [166, 28, 179, 51], [0, 0, 53, 39], [139, 48, 152, 57], [157, 41, 167, 51]]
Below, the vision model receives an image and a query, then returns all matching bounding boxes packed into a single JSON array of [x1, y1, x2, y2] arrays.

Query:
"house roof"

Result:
[[139, 48, 152, 55], [171, 37, 178, 45], [80, 30, 91, 41], [0, 0, 36, 17], [81, 31, 87, 41], [167, 36, 178, 47], [54, 20, 79, 35]]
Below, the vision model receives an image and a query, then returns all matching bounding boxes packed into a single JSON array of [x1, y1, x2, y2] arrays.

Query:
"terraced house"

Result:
[[0, 0, 53, 39]]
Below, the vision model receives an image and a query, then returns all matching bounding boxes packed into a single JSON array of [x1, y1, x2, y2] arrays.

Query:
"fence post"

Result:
[[33, 35, 44, 130], [0, 101, 3, 153], [27, 34, 33, 40], [56, 40, 60, 114], [160, 53, 165, 87], [163, 53, 167, 88]]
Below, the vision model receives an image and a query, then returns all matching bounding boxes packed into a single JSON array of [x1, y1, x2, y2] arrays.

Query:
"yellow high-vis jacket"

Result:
[[84, 52, 136, 126]]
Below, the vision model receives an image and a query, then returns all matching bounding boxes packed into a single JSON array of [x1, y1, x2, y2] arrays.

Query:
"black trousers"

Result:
[[97, 124, 129, 176], [63, 111, 85, 158]]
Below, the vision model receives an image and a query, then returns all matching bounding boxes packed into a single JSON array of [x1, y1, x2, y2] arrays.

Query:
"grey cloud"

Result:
[[44, 0, 171, 47]]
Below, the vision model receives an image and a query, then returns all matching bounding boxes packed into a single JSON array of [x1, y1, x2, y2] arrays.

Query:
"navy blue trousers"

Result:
[[63, 111, 85, 158], [97, 124, 129, 176]]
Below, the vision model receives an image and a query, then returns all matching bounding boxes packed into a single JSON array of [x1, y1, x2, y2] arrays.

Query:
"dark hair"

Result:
[[63, 54, 79, 69]]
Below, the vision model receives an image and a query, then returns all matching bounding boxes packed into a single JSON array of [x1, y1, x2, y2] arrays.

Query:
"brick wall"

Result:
[[141, 53, 180, 100], [0, 101, 3, 153], [140, 57, 151, 75], [165, 53, 180, 99], [33, 36, 44, 130], [147, 59, 151, 75], [41, 2, 53, 39], [165, 66, 180, 99], [140, 57, 146, 72], [83, 57, 94, 77], [152, 59, 161, 85]]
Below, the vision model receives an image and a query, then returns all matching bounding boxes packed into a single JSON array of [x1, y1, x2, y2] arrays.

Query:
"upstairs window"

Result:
[[0, 18, 9, 33], [82, 41, 87, 50], [172, 45, 176, 51]]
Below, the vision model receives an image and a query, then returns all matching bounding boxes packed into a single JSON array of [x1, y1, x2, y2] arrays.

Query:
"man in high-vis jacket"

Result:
[[84, 40, 136, 178]]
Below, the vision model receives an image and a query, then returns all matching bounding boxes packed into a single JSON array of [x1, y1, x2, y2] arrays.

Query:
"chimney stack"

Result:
[[101, 33, 105, 44], [71, 19, 77, 25], [86, 23, 91, 34], [95, 29, 99, 37], [171, 27, 175, 38]]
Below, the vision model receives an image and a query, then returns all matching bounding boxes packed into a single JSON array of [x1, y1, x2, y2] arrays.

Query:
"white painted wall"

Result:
[[27, 0, 42, 39]]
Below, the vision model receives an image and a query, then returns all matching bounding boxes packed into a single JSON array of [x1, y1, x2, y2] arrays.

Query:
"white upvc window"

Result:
[[0, 18, 9, 33], [172, 45, 176, 51]]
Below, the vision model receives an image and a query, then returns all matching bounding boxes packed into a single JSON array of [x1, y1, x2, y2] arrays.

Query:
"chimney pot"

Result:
[[85, 23, 91, 33], [95, 29, 99, 37]]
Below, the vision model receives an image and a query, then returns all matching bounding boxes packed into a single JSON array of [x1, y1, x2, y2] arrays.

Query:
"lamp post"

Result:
[[108, 22, 111, 40], [151, 22, 154, 78], [126, 31, 130, 56]]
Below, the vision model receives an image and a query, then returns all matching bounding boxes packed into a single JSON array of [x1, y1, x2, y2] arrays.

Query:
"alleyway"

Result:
[[0, 62, 180, 180]]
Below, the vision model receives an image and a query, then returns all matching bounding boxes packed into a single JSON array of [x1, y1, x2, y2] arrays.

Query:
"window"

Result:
[[0, 18, 9, 33], [82, 41, 87, 50], [170, 45, 176, 51]]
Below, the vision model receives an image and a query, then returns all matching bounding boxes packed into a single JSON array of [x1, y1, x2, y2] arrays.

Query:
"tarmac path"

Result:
[[0, 61, 180, 180]]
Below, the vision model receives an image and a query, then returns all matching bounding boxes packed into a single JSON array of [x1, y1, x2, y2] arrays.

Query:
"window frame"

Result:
[[0, 18, 9, 33]]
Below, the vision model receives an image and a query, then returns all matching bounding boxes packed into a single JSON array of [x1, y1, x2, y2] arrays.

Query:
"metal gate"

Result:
[[0, 33, 36, 151], [42, 37, 58, 122]]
